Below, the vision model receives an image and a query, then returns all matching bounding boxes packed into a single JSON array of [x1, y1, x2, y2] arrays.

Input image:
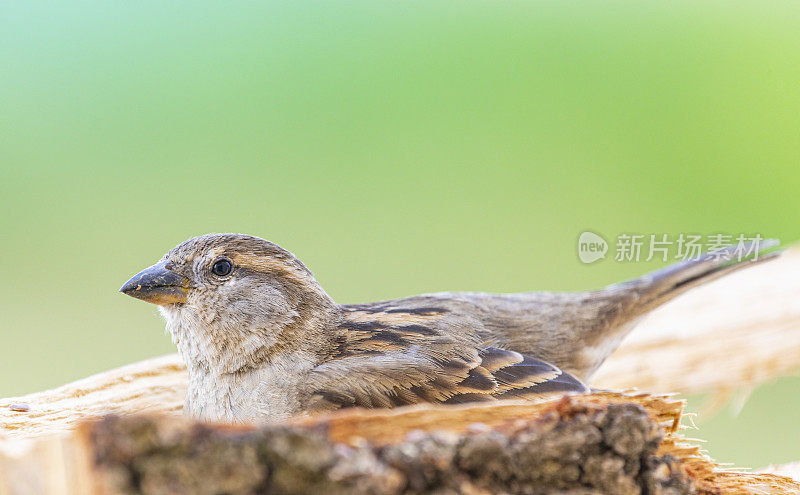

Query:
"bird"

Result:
[[120, 233, 779, 423]]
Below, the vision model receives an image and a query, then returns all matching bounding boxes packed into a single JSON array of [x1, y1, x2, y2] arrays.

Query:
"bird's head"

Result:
[[120, 233, 336, 371]]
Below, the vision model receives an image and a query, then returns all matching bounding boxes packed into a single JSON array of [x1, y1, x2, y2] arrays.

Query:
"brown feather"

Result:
[[478, 347, 524, 371], [310, 310, 589, 411], [311, 310, 589, 411]]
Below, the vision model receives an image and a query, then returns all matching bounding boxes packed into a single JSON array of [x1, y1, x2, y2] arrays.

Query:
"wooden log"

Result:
[[1, 392, 798, 494], [0, 355, 186, 442]]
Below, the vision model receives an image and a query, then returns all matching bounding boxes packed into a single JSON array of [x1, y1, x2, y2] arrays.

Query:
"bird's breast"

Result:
[[184, 354, 316, 423]]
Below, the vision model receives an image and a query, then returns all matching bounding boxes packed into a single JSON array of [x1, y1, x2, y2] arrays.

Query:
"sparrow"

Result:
[[120, 233, 779, 423]]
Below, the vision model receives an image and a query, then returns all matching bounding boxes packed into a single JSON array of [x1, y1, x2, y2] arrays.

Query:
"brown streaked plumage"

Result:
[[120, 233, 780, 423]]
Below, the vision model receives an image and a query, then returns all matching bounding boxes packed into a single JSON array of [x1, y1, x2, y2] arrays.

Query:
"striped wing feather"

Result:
[[445, 348, 588, 404], [310, 346, 588, 410]]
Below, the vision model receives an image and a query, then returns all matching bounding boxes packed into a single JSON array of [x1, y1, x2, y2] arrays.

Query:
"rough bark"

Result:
[[87, 397, 692, 495], [1, 392, 798, 494]]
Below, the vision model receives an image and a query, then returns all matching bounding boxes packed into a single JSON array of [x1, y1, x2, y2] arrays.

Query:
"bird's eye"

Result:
[[211, 258, 232, 277]]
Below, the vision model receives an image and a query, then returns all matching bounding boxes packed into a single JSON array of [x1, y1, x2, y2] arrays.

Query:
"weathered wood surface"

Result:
[[1, 392, 798, 494], [0, 355, 187, 442], [761, 462, 800, 482]]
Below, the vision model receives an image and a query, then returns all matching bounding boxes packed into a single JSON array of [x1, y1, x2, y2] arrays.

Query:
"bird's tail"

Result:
[[609, 238, 782, 316], [459, 238, 782, 381], [559, 238, 783, 380]]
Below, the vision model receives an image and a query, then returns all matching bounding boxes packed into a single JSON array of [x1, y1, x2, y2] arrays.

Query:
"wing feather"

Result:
[[307, 345, 587, 411]]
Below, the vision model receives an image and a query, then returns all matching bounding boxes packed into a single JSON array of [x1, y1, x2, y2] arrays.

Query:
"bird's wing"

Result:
[[304, 345, 588, 411]]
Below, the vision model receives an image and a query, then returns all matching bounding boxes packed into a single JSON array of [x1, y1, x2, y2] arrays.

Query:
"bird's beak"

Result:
[[119, 261, 191, 305]]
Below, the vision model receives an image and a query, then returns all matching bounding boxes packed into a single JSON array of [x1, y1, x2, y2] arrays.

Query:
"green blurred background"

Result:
[[2, 1, 798, 467]]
